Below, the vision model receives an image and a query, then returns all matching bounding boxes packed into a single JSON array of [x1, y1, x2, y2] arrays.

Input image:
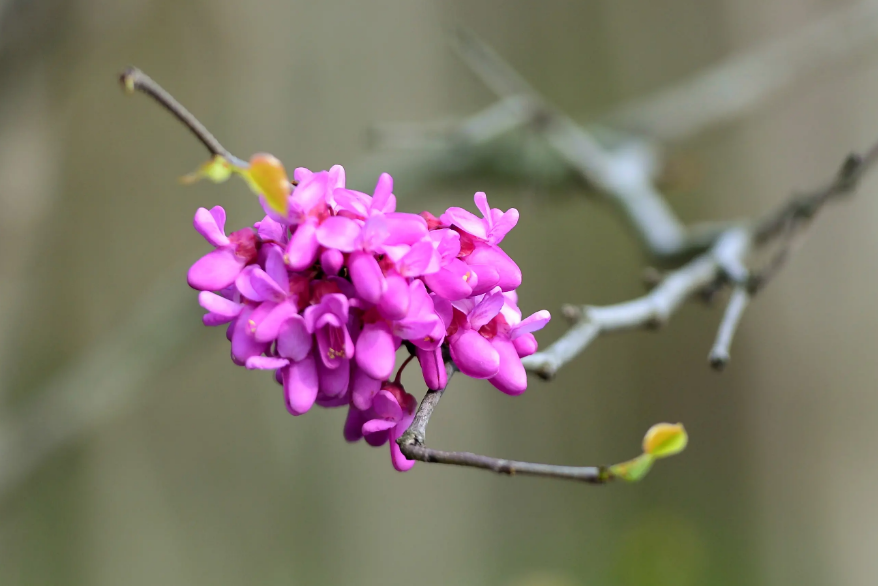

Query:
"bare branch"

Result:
[[451, 27, 690, 259], [522, 229, 750, 378], [708, 286, 751, 370], [397, 365, 610, 484], [119, 67, 249, 168]]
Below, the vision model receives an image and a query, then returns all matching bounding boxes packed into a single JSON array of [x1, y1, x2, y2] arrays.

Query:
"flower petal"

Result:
[[423, 260, 473, 301], [513, 333, 538, 357], [316, 355, 350, 397], [362, 418, 397, 435], [250, 268, 287, 303], [344, 405, 366, 442], [371, 172, 394, 212], [320, 249, 344, 276], [316, 216, 361, 252], [348, 251, 386, 304], [488, 338, 527, 395], [378, 274, 411, 321], [371, 389, 403, 420], [283, 355, 319, 415], [466, 244, 521, 292], [245, 356, 290, 370], [285, 220, 320, 271], [193, 207, 230, 247], [355, 321, 396, 380], [440, 207, 487, 240], [187, 249, 246, 291], [264, 246, 289, 292], [352, 366, 382, 410], [396, 240, 439, 277], [510, 310, 551, 339], [467, 264, 500, 296], [450, 330, 500, 379], [198, 291, 242, 326], [255, 300, 298, 342], [277, 315, 313, 361], [469, 288, 505, 329], [417, 346, 447, 390], [383, 213, 428, 246]]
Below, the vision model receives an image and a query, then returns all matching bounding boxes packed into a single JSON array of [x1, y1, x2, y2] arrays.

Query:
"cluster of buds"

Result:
[[187, 156, 550, 471]]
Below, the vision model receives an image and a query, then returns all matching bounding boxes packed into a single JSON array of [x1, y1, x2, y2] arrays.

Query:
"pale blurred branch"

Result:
[[443, 27, 878, 375]]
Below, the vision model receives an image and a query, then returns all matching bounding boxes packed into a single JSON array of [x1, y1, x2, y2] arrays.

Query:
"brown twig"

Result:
[[396, 361, 611, 483], [119, 67, 249, 168]]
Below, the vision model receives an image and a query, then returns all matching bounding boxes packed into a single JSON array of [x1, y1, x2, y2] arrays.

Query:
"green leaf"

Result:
[[609, 453, 655, 482], [642, 423, 688, 459]]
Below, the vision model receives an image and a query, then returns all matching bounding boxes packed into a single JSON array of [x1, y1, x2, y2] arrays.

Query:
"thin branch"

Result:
[[606, 0, 878, 143], [450, 28, 690, 259], [119, 67, 249, 168], [708, 286, 751, 370], [396, 364, 610, 484], [521, 228, 750, 378]]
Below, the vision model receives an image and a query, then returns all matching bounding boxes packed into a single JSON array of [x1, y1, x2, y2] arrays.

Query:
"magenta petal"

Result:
[[474, 192, 491, 221], [466, 244, 521, 291], [488, 338, 528, 395], [355, 321, 396, 380], [378, 274, 411, 321], [469, 289, 505, 329], [382, 213, 428, 246], [235, 266, 261, 301], [344, 405, 366, 442], [450, 330, 500, 379], [359, 215, 390, 251], [316, 355, 350, 397], [193, 207, 230, 247], [250, 268, 287, 303], [283, 355, 319, 415], [293, 167, 313, 182], [316, 216, 360, 252], [371, 172, 394, 212], [264, 246, 289, 292], [277, 315, 312, 361], [231, 312, 269, 365], [417, 346, 447, 390], [431, 294, 453, 327], [320, 249, 344, 276], [511, 310, 552, 339], [352, 366, 382, 410], [285, 220, 320, 270], [363, 418, 397, 435], [348, 251, 386, 304], [246, 356, 290, 370], [291, 171, 329, 214], [423, 259, 473, 301], [198, 291, 242, 319], [371, 389, 403, 420], [390, 415, 416, 471], [257, 215, 285, 243], [188, 249, 246, 291], [396, 240, 439, 277], [255, 300, 298, 342], [440, 207, 487, 240], [333, 189, 370, 217], [513, 333, 538, 357], [393, 316, 437, 341], [488, 208, 519, 244], [432, 229, 461, 262], [467, 264, 500, 296]]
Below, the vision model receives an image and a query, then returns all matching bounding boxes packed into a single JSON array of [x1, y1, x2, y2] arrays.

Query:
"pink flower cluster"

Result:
[[188, 165, 550, 470]]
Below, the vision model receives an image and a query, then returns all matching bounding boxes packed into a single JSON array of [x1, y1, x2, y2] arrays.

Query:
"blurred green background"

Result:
[[2, 1, 878, 585]]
